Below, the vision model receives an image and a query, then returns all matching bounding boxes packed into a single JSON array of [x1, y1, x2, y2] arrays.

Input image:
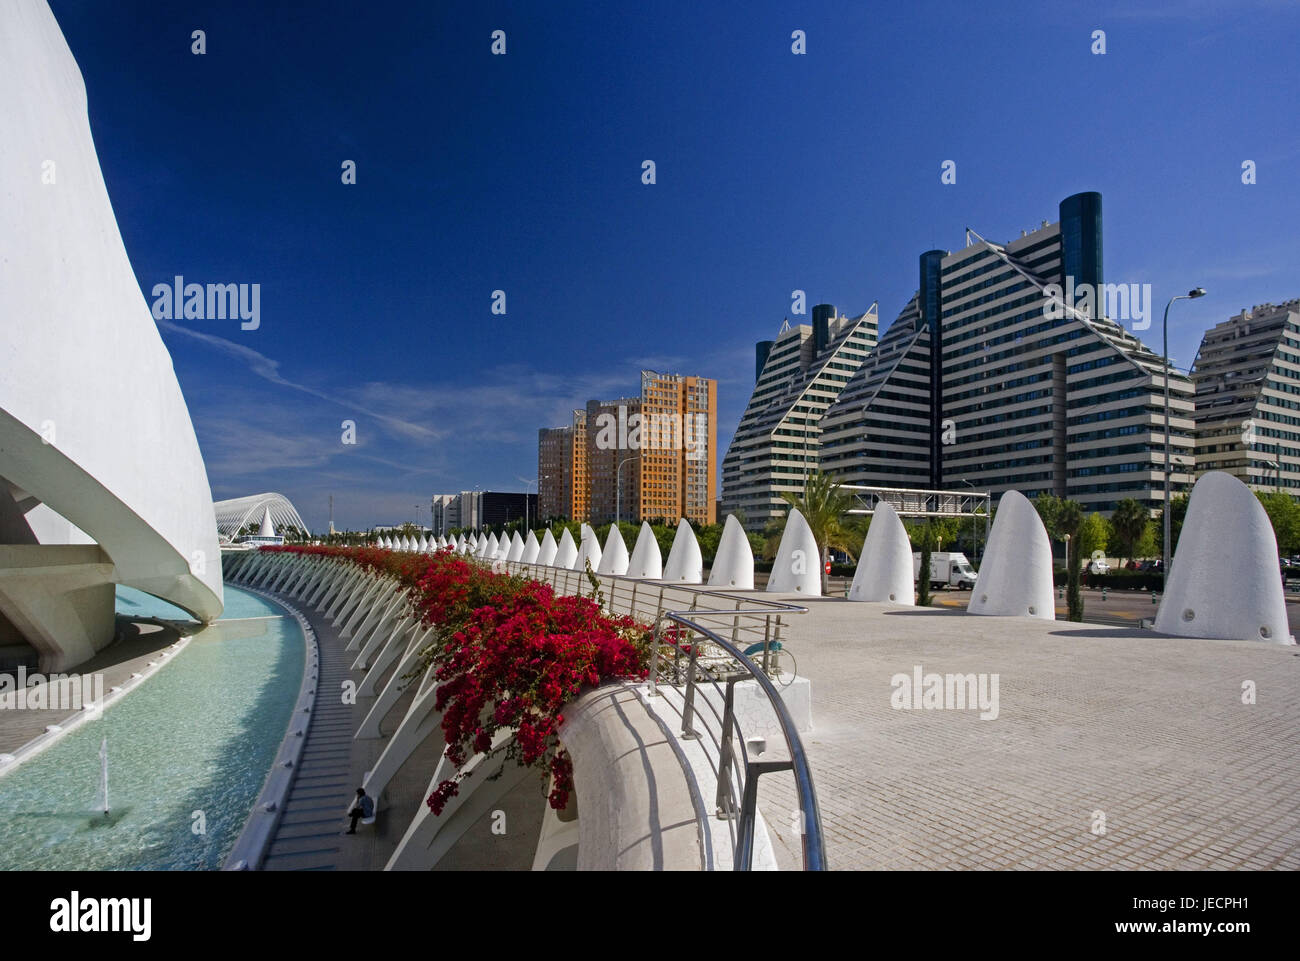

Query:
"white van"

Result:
[[913, 551, 978, 590]]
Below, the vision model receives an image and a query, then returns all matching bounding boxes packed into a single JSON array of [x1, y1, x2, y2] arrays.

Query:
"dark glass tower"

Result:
[[1059, 191, 1103, 313], [919, 250, 946, 488]]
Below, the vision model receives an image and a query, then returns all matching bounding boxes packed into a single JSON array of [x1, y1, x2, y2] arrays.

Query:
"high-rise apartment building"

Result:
[[817, 192, 1195, 514], [538, 410, 589, 522], [586, 396, 642, 524], [722, 304, 879, 529], [1193, 299, 1300, 494], [538, 372, 717, 525]]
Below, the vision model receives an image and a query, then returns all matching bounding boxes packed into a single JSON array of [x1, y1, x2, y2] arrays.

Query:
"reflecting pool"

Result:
[[0, 585, 303, 870]]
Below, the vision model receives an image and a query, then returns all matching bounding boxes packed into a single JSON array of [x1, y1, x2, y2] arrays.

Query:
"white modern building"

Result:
[[1192, 299, 1300, 495], [817, 193, 1196, 514], [722, 304, 879, 530], [0, 0, 223, 672]]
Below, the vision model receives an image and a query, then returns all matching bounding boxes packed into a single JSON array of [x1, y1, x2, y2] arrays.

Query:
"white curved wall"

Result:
[[0, 0, 222, 623]]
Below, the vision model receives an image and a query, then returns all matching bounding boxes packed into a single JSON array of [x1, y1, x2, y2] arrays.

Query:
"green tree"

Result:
[[914, 520, 934, 606], [1055, 500, 1084, 622], [1108, 498, 1149, 564], [1256, 491, 1300, 555], [780, 472, 855, 593], [1032, 493, 1063, 540], [1154, 494, 1190, 557]]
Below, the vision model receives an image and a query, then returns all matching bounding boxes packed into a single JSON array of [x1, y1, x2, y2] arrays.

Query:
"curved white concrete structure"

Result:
[[555, 529, 579, 570], [213, 493, 310, 541], [662, 519, 703, 584], [707, 515, 754, 589], [767, 509, 821, 595], [537, 530, 558, 566], [597, 525, 630, 576], [628, 522, 663, 580], [0, 1, 223, 670], [847, 503, 913, 604], [521, 530, 540, 565], [1155, 471, 1293, 643], [968, 490, 1054, 619]]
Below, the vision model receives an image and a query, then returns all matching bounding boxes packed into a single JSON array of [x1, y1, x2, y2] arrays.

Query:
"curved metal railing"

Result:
[[508, 562, 828, 871]]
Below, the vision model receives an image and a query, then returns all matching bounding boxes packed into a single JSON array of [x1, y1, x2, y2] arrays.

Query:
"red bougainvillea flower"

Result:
[[265, 543, 651, 814]]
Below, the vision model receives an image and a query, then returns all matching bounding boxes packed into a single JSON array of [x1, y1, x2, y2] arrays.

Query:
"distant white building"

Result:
[[1193, 299, 1300, 495]]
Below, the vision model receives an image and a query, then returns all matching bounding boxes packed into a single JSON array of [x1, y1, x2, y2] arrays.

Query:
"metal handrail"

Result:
[[496, 559, 829, 870], [654, 605, 827, 871]]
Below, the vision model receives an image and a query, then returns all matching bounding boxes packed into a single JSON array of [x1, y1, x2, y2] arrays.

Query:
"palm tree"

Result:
[[780, 471, 854, 593], [1109, 498, 1149, 564]]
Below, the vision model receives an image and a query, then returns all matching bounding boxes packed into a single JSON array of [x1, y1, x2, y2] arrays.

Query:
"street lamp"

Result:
[[1162, 287, 1206, 579], [616, 456, 637, 525]]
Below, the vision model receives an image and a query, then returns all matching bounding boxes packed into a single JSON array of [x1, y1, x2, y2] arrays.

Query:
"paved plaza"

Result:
[[751, 598, 1300, 870]]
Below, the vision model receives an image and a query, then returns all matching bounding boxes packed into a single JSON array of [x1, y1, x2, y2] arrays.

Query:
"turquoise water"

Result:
[[0, 585, 303, 870]]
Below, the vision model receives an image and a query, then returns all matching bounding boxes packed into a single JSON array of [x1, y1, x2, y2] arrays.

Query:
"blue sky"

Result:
[[49, 0, 1300, 531]]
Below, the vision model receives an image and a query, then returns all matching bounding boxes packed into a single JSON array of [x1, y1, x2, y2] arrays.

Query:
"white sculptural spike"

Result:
[[555, 528, 579, 569], [577, 524, 602, 573], [707, 514, 754, 589], [848, 502, 914, 604], [767, 508, 821, 595], [1155, 471, 1293, 643], [968, 490, 1054, 619], [521, 530, 541, 564], [537, 529, 558, 566], [597, 524, 630, 576], [258, 506, 276, 538], [506, 531, 525, 563], [628, 522, 663, 579], [662, 518, 703, 584], [486, 532, 499, 557]]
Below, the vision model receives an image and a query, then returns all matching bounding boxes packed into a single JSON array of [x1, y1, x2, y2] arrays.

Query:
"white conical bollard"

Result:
[[767, 508, 821, 595], [1155, 471, 1292, 642], [577, 524, 602, 572], [555, 528, 579, 569], [521, 530, 541, 565], [628, 522, 663, 579], [486, 532, 499, 558], [968, 490, 1054, 619], [496, 534, 511, 560], [597, 524, 630, 576], [707, 514, 754, 589], [847, 502, 914, 604], [537, 529, 558, 566], [475, 535, 489, 558], [662, 518, 703, 584], [506, 531, 525, 563]]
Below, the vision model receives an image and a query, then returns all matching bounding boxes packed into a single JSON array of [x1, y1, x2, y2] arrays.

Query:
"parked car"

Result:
[[1087, 559, 1110, 575], [1124, 559, 1140, 570]]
